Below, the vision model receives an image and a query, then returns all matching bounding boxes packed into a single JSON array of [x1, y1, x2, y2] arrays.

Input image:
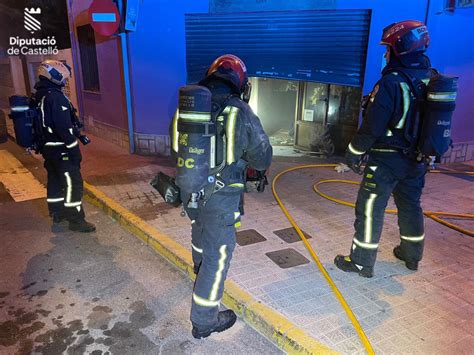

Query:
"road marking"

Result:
[[0, 150, 46, 202]]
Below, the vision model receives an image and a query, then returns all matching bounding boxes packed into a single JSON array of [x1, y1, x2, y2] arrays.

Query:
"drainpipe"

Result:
[[66, 0, 85, 119], [117, 0, 136, 154], [425, 0, 431, 26]]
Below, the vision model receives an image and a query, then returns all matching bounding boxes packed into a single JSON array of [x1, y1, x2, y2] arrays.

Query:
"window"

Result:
[[77, 24, 100, 92], [457, 0, 474, 7], [446, 0, 473, 11]]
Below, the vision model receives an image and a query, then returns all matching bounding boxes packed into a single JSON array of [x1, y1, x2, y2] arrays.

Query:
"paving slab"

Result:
[[76, 135, 474, 354]]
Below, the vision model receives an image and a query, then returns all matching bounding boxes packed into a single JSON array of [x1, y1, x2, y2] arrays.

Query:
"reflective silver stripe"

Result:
[[69, 128, 74, 134], [396, 82, 411, 129], [65, 201, 82, 207], [353, 238, 379, 250], [66, 141, 78, 149], [210, 135, 216, 169], [40, 96, 46, 128], [47, 127, 53, 134], [427, 92, 457, 102], [64, 172, 72, 203], [47, 198, 64, 203], [368, 166, 377, 172], [179, 112, 211, 122], [401, 234, 425, 242], [193, 293, 220, 307], [364, 193, 377, 243], [234, 212, 241, 220], [348, 143, 365, 155], [191, 244, 203, 254], [371, 148, 398, 153], [226, 107, 239, 164], [45, 142, 65, 146], [209, 245, 227, 301], [386, 129, 393, 137], [171, 109, 179, 153], [11, 106, 29, 112]]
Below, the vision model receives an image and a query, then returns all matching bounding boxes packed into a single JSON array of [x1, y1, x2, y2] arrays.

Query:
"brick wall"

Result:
[[84, 115, 130, 151]]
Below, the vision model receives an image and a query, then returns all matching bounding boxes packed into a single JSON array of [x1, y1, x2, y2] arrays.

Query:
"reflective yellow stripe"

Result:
[[364, 193, 377, 243], [229, 183, 244, 188], [396, 82, 411, 129], [353, 238, 379, 250], [179, 112, 211, 122], [401, 234, 425, 242], [209, 245, 227, 301], [192, 244, 203, 253], [64, 172, 72, 203], [193, 293, 220, 307], [427, 92, 457, 102], [235, 221, 241, 228], [226, 107, 239, 164], [171, 109, 179, 153], [348, 143, 365, 155]]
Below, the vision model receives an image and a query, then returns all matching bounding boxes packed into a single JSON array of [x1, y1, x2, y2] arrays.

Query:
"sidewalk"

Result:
[[81, 135, 474, 354]]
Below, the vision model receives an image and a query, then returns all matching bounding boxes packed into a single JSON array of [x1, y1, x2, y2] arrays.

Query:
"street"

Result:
[[0, 143, 281, 355]]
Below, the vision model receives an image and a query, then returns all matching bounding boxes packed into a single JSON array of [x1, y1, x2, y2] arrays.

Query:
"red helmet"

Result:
[[380, 20, 430, 56], [205, 54, 248, 93]]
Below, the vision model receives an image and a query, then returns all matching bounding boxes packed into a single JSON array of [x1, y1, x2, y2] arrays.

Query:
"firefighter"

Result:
[[35, 60, 95, 233], [334, 20, 433, 277], [171, 55, 272, 338]]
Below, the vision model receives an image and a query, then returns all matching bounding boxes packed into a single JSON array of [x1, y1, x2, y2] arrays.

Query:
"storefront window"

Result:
[[327, 85, 362, 126], [303, 83, 328, 124]]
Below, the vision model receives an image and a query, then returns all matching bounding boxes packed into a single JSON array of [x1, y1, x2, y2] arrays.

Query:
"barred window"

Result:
[[77, 24, 100, 92]]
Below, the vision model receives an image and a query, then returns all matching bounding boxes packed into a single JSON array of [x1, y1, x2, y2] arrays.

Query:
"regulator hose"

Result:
[[272, 164, 473, 354]]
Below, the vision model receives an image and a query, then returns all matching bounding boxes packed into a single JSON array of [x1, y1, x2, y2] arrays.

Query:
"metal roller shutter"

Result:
[[185, 10, 371, 87]]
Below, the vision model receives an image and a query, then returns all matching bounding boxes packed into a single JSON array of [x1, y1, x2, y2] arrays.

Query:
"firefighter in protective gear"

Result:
[[335, 20, 432, 277], [35, 60, 95, 233], [171, 54, 272, 338]]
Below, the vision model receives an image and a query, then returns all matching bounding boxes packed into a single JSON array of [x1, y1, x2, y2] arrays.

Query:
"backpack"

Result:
[[8, 94, 45, 153], [173, 85, 236, 207], [389, 69, 458, 158]]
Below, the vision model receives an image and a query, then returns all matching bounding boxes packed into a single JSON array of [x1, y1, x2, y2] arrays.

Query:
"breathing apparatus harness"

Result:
[[365, 67, 458, 167]]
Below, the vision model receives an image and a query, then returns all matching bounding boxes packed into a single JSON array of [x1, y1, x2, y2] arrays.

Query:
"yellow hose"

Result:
[[272, 164, 375, 355], [314, 179, 474, 237], [272, 164, 474, 354]]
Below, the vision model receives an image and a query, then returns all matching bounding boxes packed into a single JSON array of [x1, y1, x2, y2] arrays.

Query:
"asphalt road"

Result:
[[0, 143, 281, 355]]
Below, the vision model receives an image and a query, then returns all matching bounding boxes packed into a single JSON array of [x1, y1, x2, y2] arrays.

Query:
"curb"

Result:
[[84, 182, 337, 355]]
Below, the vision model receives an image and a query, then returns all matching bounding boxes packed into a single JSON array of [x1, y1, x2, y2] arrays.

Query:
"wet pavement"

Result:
[[78, 135, 474, 354], [0, 141, 281, 355]]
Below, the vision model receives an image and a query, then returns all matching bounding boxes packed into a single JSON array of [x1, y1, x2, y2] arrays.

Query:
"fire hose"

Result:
[[272, 164, 474, 354]]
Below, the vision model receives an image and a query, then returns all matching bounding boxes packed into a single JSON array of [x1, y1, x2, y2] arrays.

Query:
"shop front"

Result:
[[185, 9, 370, 155]]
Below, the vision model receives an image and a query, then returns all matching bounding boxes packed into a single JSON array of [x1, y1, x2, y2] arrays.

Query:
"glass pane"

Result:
[[303, 83, 328, 124], [327, 85, 362, 126], [248, 77, 298, 146]]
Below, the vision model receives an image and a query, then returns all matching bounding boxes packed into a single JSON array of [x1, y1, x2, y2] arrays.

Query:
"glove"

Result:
[[345, 151, 364, 175]]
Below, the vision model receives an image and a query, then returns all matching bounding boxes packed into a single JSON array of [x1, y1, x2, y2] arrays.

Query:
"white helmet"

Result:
[[38, 60, 72, 86]]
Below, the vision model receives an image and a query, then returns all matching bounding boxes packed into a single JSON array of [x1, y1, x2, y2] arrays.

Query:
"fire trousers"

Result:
[[44, 157, 85, 223], [350, 151, 428, 267], [184, 190, 242, 328]]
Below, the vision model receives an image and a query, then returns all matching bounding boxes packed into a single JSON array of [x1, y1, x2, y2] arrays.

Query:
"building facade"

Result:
[[1, 0, 472, 161]]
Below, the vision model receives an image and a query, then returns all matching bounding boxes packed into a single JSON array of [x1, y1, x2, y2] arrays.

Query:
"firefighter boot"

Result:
[[393, 246, 419, 271], [192, 310, 237, 339], [334, 255, 374, 278], [69, 220, 96, 233]]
